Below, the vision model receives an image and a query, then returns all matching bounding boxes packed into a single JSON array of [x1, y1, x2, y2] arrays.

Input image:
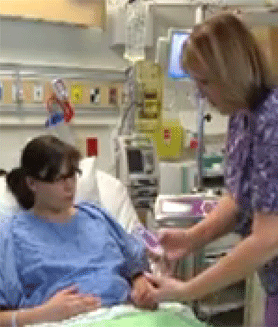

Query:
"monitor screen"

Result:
[[162, 201, 192, 214], [168, 30, 191, 79], [127, 149, 144, 173]]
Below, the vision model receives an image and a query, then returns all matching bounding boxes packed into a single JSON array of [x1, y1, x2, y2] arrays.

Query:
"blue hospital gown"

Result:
[[0, 202, 148, 309], [225, 87, 278, 295]]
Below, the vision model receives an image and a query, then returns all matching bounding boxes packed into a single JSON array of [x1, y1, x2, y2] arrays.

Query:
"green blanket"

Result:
[[25, 303, 208, 327], [69, 310, 206, 327]]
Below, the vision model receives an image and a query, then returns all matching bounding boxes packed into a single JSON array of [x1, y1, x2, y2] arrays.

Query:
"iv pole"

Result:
[[192, 5, 215, 324], [195, 5, 207, 191]]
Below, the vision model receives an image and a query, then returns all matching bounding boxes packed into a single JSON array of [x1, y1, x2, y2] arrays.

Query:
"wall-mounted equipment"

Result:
[[168, 29, 192, 80], [155, 193, 245, 319], [134, 61, 164, 132], [116, 134, 160, 210]]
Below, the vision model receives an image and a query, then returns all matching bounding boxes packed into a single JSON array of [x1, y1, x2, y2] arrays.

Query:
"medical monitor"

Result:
[[127, 149, 144, 173], [168, 29, 192, 80]]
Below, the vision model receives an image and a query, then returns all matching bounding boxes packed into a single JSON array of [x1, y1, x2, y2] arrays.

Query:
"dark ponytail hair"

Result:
[[0, 169, 7, 177], [7, 167, 35, 210], [6, 135, 81, 210]]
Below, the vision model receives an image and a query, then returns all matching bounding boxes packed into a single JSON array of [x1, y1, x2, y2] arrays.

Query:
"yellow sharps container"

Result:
[[145, 118, 183, 160]]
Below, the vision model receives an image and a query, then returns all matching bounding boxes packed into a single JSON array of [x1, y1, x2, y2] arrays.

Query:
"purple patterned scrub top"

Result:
[[225, 87, 278, 295]]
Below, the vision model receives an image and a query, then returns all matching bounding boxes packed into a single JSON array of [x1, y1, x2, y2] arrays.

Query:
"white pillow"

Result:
[[96, 170, 140, 233], [75, 156, 100, 205], [76, 157, 140, 232], [0, 176, 21, 222]]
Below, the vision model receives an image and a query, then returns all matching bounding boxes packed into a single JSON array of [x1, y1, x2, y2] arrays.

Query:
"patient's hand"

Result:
[[40, 285, 101, 322], [131, 275, 158, 310]]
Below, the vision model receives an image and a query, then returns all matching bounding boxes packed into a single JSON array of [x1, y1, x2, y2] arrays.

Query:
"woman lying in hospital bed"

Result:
[[0, 135, 206, 327]]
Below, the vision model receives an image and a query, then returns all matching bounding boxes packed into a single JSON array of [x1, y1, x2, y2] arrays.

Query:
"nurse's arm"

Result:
[[181, 211, 278, 301], [187, 193, 239, 251]]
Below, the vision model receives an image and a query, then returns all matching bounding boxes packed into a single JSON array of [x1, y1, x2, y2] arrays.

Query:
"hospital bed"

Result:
[[0, 156, 209, 327]]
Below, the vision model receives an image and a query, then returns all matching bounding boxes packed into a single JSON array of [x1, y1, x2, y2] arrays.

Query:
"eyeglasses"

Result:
[[35, 168, 82, 184], [52, 168, 82, 183]]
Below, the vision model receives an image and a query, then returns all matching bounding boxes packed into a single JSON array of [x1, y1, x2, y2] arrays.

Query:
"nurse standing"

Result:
[[145, 13, 278, 327]]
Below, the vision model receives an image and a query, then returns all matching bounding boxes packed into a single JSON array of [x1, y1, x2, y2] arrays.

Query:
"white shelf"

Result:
[[0, 104, 120, 112], [0, 120, 119, 127], [0, 61, 126, 75], [0, 111, 120, 127], [198, 300, 245, 316]]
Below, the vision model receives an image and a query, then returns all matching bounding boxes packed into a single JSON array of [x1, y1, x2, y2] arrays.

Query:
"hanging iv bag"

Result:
[[124, 1, 147, 63]]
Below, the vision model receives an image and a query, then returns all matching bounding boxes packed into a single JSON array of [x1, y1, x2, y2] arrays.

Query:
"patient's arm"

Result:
[[0, 286, 101, 327], [131, 275, 158, 310]]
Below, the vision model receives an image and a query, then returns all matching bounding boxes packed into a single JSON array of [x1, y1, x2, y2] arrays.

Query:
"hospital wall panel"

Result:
[[3, 80, 13, 105], [0, 123, 117, 177]]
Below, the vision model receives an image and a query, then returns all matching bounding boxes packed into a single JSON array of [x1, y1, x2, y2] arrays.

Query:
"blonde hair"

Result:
[[182, 12, 274, 112]]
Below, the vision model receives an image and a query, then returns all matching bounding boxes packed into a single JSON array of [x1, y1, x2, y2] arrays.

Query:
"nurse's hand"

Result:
[[144, 272, 187, 302], [131, 275, 158, 310], [40, 285, 101, 322], [159, 229, 193, 260]]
